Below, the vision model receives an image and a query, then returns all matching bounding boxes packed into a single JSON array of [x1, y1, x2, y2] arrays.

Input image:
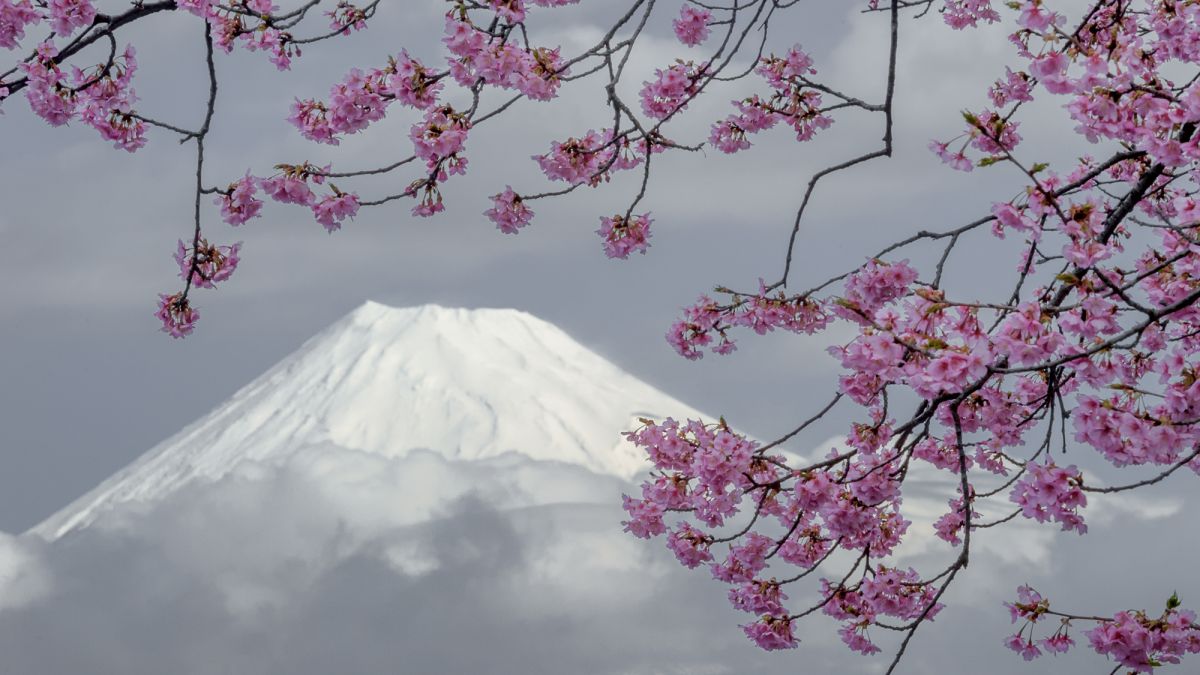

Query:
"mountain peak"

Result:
[[347, 300, 508, 321], [33, 303, 703, 540], [332, 302, 570, 349]]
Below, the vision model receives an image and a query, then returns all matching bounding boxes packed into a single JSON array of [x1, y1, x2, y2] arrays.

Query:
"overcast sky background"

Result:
[[0, 0, 1051, 532], [1, 1, 1196, 674]]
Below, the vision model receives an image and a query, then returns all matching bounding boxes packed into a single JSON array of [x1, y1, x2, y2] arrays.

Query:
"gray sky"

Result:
[[1, 2, 1196, 674], [0, 0, 1049, 532]]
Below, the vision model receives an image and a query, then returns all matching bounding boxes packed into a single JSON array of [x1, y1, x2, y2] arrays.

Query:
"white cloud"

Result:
[[0, 532, 49, 611], [2, 438, 1193, 675]]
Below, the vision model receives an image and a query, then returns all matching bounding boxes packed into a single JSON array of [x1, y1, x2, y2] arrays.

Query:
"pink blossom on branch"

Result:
[[410, 105, 470, 176], [743, 616, 798, 651], [215, 174, 264, 226], [385, 50, 442, 110], [942, 0, 999, 29], [640, 60, 706, 120], [46, 0, 95, 37], [312, 190, 359, 233], [1004, 586, 1200, 672], [484, 187, 534, 234], [174, 239, 242, 289], [327, 2, 368, 34], [673, 5, 711, 47], [154, 293, 198, 339], [1088, 606, 1200, 672], [596, 213, 652, 259], [534, 128, 642, 186], [260, 169, 319, 206], [0, 0, 40, 50]]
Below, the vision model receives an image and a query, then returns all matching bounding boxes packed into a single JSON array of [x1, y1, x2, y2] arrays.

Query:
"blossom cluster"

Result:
[[672, 5, 711, 47], [666, 284, 830, 360], [1088, 607, 1200, 672], [21, 43, 145, 150], [0, 0, 40, 50], [710, 46, 833, 153], [215, 175, 264, 227], [596, 213, 652, 259], [640, 60, 707, 120], [1004, 586, 1200, 672], [174, 239, 241, 289], [177, 0, 310, 69], [157, 238, 241, 336], [533, 128, 648, 187], [443, 15, 567, 100], [257, 163, 362, 229], [1009, 463, 1087, 534], [622, 417, 938, 653], [634, 0, 1200, 668], [155, 293, 198, 339], [287, 51, 445, 146], [484, 187, 534, 235]]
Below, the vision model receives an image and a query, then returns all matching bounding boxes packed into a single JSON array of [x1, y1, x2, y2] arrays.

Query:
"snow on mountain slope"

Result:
[[32, 302, 704, 540]]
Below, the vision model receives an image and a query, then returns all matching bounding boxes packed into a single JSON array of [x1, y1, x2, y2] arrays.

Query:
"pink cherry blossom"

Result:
[[942, 0, 999, 29], [46, 0, 95, 36], [174, 239, 241, 289], [215, 174, 264, 226], [484, 187, 534, 234], [0, 0, 40, 50], [640, 61, 706, 120], [1010, 463, 1088, 534], [155, 293, 198, 339], [312, 191, 359, 233], [596, 213, 652, 259], [673, 5, 711, 47], [742, 616, 798, 651]]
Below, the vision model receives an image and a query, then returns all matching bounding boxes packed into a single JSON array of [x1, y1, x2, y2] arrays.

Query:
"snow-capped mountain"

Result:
[[32, 302, 703, 540]]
